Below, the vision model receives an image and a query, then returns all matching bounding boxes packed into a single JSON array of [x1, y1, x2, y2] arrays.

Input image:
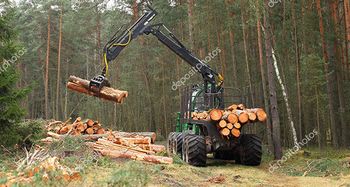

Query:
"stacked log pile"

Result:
[[191, 104, 267, 139], [42, 118, 172, 164], [87, 132, 172, 164], [41, 117, 109, 143]]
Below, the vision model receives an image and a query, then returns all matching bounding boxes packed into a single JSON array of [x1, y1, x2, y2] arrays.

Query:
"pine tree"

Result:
[[0, 5, 29, 146]]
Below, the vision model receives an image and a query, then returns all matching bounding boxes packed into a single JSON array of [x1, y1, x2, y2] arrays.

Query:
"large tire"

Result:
[[166, 132, 176, 156], [173, 132, 184, 157], [236, 134, 262, 166], [182, 134, 207, 167]]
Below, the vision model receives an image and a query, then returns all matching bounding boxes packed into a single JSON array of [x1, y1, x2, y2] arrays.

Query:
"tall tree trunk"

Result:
[[345, 0, 350, 72], [187, 0, 195, 51], [64, 59, 69, 120], [315, 87, 321, 150], [229, 30, 238, 88], [270, 47, 298, 146], [45, 9, 51, 119], [330, 0, 347, 147], [263, 3, 282, 159], [38, 47, 45, 118], [316, 0, 339, 148], [56, 7, 63, 120], [256, 1, 273, 154], [240, 0, 255, 107], [292, 0, 303, 140]]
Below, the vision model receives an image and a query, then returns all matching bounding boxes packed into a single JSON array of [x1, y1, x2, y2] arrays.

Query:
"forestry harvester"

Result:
[[68, 6, 262, 166]]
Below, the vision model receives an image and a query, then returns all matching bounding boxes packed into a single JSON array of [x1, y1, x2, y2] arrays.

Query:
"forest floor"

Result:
[[1, 141, 350, 187]]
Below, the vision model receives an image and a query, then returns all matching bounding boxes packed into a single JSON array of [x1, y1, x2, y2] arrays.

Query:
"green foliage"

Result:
[[0, 120, 45, 148], [0, 2, 30, 148], [275, 148, 350, 177]]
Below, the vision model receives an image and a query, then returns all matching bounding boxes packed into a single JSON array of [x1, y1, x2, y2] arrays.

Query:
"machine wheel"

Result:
[[182, 134, 207, 166], [236, 134, 262, 166], [166, 132, 176, 156], [173, 132, 184, 157]]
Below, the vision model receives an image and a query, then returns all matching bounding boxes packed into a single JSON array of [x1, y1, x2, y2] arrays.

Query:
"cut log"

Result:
[[59, 124, 73, 134], [246, 108, 267, 122], [93, 138, 155, 154], [191, 112, 197, 118], [222, 112, 238, 124], [227, 104, 238, 111], [197, 112, 208, 120], [114, 137, 151, 145], [226, 123, 233, 130], [70, 130, 81, 136], [96, 128, 106, 134], [218, 120, 227, 128], [86, 119, 94, 127], [256, 109, 267, 122], [233, 123, 241, 129], [112, 132, 157, 143], [85, 128, 94, 135], [97, 149, 173, 164], [235, 110, 249, 124], [209, 109, 223, 121], [92, 124, 101, 131], [67, 76, 128, 103], [237, 104, 245, 110], [76, 122, 86, 132], [220, 128, 230, 136], [138, 144, 166, 153], [248, 112, 257, 121], [47, 132, 108, 140], [231, 128, 241, 138]]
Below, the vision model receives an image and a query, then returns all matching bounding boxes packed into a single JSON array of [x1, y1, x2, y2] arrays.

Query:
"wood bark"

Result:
[[97, 149, 172, 164], [330, 0, 347, 147], [67, 76, 128, 103], [344, 0, 350, 72], [240, 0, 255, 107], [316, 0, 339, 147], [256, 0, 273, 153], [263, 4, 282, 159], [56, 7, 63, 120], [271, 47, 298, 146], [45, 9, 51, 119], [47, 132, 108, 141], [291, 0, 303, 140], [112, 132, 157, 143]]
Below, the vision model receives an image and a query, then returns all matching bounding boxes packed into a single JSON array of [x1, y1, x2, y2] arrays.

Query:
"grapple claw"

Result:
[[89, 75, 111, 92]]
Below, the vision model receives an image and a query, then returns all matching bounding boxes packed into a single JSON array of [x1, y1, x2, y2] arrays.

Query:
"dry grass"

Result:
[[1, 143, 349, 187]]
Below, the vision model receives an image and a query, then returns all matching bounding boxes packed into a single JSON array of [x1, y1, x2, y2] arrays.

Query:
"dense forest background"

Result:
[[1, 0, 349, 152]]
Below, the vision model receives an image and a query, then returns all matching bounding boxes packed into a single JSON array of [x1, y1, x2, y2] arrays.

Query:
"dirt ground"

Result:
[[76, 155, 350, 187]]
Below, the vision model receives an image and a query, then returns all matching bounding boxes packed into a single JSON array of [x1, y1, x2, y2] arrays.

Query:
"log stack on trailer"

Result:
[[191, 103, 267, 139]]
